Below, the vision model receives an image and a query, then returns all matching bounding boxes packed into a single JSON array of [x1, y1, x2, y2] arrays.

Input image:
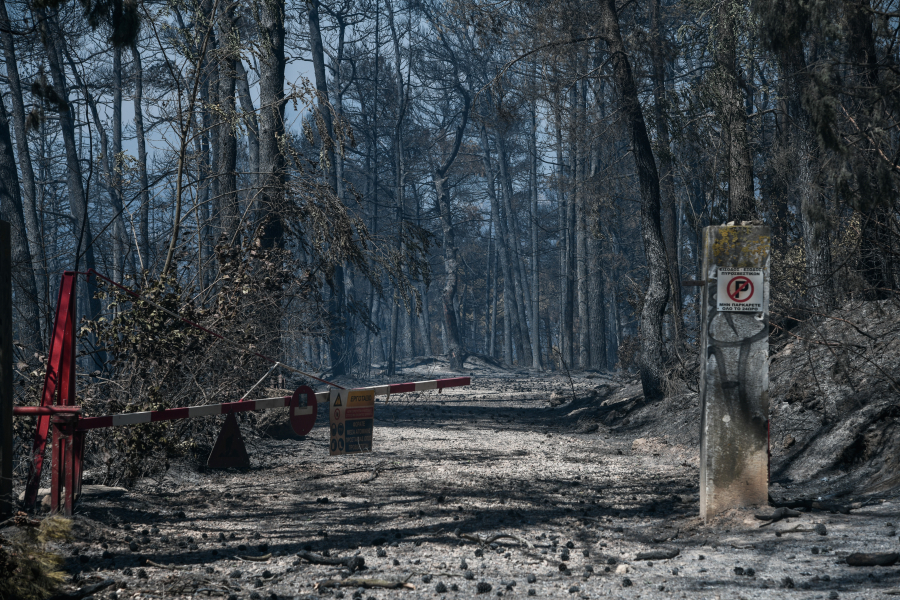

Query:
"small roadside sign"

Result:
[[289, 385, 317, 436], [329, 388, 374, 456], [717, 268, 764, 312]]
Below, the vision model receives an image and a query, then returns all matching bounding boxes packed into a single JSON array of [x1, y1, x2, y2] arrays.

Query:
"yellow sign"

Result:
[[329, 389, 374, 456]]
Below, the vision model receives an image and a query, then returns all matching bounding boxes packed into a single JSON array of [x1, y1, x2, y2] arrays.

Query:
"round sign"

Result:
[[726, 276, 754, 303], [289, 385, 318, 436]]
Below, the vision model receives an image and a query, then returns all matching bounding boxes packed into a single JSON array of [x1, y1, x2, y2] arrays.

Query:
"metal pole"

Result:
[[0, 221, 13, 519]]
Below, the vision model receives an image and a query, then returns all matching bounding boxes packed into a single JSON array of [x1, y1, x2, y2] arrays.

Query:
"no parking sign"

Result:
[[717, 268, 764, 312]]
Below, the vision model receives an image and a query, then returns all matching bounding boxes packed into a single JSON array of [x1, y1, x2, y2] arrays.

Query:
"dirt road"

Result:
[[54, 363, 900, 599]]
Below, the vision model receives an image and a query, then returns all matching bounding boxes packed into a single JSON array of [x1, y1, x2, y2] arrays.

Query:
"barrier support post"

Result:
[[699, 224, 771, 521], [50, 413, 77, 516], [0, 221, 12, 519]]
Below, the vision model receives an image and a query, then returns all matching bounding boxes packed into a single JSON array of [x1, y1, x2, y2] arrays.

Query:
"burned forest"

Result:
[[2, 0, 900, 598]]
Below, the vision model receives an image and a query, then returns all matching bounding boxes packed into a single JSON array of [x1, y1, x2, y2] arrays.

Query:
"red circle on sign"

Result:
[[333, 408, 341, 421], [290, 385, 318, 436], [727, 276, 754, 303]]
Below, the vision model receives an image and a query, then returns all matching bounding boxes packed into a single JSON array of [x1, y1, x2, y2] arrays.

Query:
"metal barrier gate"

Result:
[[13, 271, 471, 516]]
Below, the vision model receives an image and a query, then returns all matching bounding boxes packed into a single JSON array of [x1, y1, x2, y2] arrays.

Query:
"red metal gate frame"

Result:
[[25, 272, 78, 508]]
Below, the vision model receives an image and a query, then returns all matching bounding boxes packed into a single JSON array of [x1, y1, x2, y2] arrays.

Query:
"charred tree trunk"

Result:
[[651, 0, 682, 355], [235, 59, 260, 198], [384, 0, 408, 376], [575, 79, 590, 369], [529, 86, 542, 370], [217, 4, 239, 244], [0, 96, 42, 354], [495, 132, 532, 361], [598, 0, 669, 400], [715, 1, 755, 222], [433, 85, 470, 370], [131, 44, 152, 273], [308, 0, 351, 376], [480, 124, 516, 364], [0, 0, 47, 321]]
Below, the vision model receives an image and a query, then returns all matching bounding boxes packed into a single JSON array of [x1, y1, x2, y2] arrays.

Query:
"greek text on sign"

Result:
[[717, 268, 764, 312], [329, 388, 374, 456]]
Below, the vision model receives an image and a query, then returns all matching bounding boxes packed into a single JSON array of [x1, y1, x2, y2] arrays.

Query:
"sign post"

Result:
[[699, 224, 770, 521], [0, 222, 12, 518]]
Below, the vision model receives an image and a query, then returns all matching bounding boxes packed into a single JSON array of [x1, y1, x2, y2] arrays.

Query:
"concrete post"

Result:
[[699, 224, 770, 521], [0, 221, 12, 518]]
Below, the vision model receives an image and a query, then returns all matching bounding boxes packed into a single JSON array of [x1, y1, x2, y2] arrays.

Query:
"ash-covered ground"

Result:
[[29, 349, 900, 599]]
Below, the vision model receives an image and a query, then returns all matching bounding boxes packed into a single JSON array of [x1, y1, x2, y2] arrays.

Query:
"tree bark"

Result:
[[495, 132, 532, 361], [432, 86, 470, 370], [528, 85, 542, 370], [479, 124, 514, 364], [575, 79, 590, 369], [217, 3, 239, 243], [309, 0, 350, 375], [651, 0, 682, 355], [131, 44, 152, 273], [385, 0, 408, 375], [588, 229, 607, 370], [235, 59, 260, 198], [598, 0, 669, 400], [715, 1, 755, 222], [256, 0, 286, 250], [0, 0, 47, 320], [0, 95, 42, 354]]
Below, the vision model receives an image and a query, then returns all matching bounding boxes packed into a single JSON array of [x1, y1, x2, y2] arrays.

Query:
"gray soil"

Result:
[[38, 355, 900, 599]]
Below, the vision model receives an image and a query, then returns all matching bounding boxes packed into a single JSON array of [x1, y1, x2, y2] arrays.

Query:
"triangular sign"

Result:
[[207, 413, 250, 469], [332, 395, 342, 406]]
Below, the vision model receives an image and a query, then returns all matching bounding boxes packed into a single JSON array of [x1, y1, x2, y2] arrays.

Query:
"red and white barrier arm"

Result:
[[345, 376, 471, 398], [76, 377, 470, 431]]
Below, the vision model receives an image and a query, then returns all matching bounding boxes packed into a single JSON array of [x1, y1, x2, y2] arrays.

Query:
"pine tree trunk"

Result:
[[0, 96, 42, 354], [715, 1, 755, 222], [385, 0, 408, 376], [479, 125, 515, 364], [0, 0, 47, 322], [495, 132, 533, 360], [235, 60, 260, 198], [651, 0, 682, 356], [575, 80, 590, 369], [588, 232, 607, 369], [308, 0, 352, 375], [255, 0, 286, 360], [131, 44, 152, 274], [529, 90, 542, 370], [217, 5, 239, 244], [599, 0, 669, 400]]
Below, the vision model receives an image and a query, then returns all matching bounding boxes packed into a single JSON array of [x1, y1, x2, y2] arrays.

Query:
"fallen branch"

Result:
[[146, 560, 190, 571], [635, 548, 679, 561], [314, 577, 414, 591], [846, 552, 899, 567], [296, 550, 365, 572], [237, 553, 272, 562], [756, 507, 800, 526], [50, 579, 116, 600], [454, 530, 532, 548]]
